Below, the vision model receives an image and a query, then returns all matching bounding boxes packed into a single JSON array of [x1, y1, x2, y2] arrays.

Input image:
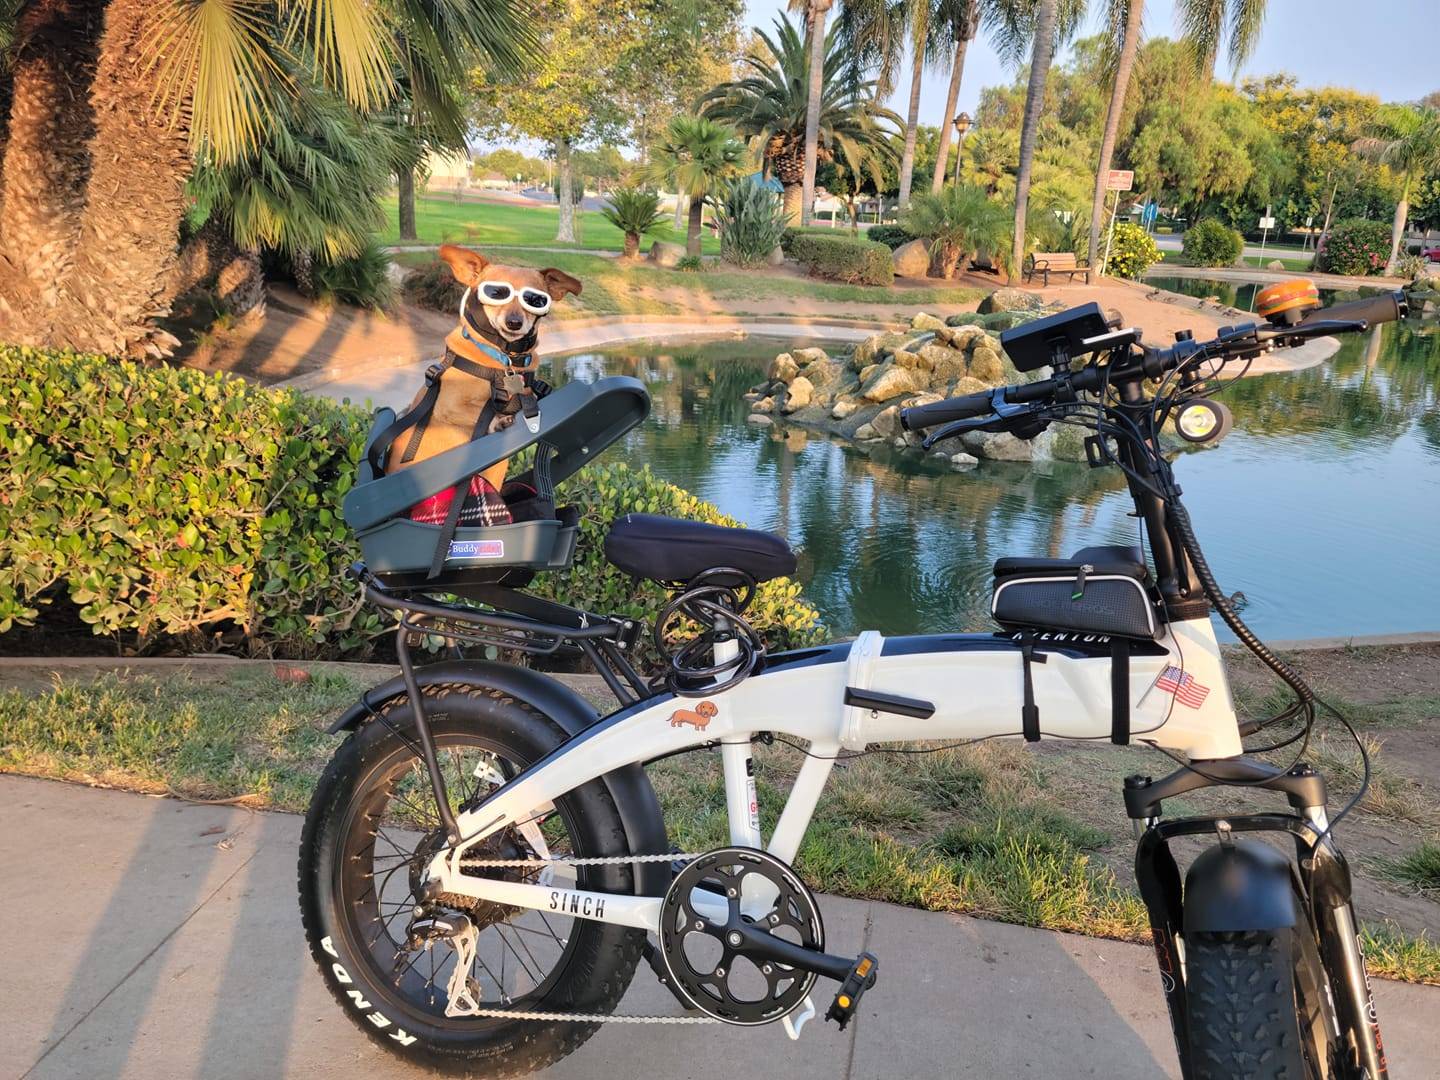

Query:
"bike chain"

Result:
[[449, 849, 722, 1024]]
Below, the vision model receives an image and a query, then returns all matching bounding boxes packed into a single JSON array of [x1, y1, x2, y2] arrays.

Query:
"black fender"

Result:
[[1183, 839, 1297, 934], [332, 660, 670, 897]]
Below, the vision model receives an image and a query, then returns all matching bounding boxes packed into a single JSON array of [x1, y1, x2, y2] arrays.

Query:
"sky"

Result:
[[745, 0, 1439, 123]]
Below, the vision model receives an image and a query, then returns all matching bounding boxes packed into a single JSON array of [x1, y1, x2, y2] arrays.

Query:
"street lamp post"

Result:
[[952, 112, 972, 186]]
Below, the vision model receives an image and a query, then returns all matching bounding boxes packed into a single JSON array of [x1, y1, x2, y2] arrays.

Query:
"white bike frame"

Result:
[[425, 616, 1241, 934]]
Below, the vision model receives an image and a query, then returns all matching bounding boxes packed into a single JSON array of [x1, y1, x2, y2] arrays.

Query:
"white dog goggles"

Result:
[[477, 280, 552, 315]]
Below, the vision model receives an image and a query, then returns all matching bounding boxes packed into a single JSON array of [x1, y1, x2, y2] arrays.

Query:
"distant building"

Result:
[[474, 170, 510, 191], [422, 149, 471, 191]]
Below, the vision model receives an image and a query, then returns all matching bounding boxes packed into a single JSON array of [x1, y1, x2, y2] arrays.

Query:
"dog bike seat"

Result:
[[603, 513, 796, 585]]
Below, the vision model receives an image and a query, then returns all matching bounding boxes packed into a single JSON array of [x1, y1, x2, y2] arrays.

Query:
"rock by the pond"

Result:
[[861, 363, 924, 402], [1266, 259, 1287, 271], [891, 348, 929, 372], [852, 330, 911, 369], [649, 240, 685, 268], [950, 452, 979, 469], [854, 422, 880, 440], [791, 346, 829, 367], [969, 430, 1034, 461], [803, 357, 852, 397], [747, 413, 773, 426], [870, 405, 902, 438], [918, 344, 966, 383], [968, 345, 1005, 383], [910, 312, 947, 333], [978, 287, 1046, 315], [743, 391, 762, 401], [949, 375, 990, 398], [753, 396, 774, 413], [782, 376, 814, 412], [769, 353, 799, 383], [941, 324, 986, 350], [892, 239, 930, 278], [832, 399, 859, 420], [767, 244, 786, 266]]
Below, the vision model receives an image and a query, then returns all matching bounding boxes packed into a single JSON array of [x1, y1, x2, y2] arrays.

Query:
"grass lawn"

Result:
[[1241, 253, 1316, 271], [3, 664, 1437, 984], [394, 248, 986, 319], [378, 194, 721, 255]]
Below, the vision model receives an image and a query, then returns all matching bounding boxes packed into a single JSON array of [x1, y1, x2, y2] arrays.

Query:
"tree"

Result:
[[1355, 104, 1440, 273], [901, 182, 1011, 276], [600, 187, 665, 258], [930, 0, 980, 193], [470, 0, 631, 243], [1087, 0, 1144, 271], [701, 14, 898, 223], [798, 0, 835, 225], [1002, 0, 1058, 275], [647, 115, 745, 256], [1177, 0, 1266, 79], [0, 0, 528, 355]]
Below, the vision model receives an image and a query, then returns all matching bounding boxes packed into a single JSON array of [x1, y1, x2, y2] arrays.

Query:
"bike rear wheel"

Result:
[[298, 685, 646, 1075], [1184, 920, 1338, 1080]]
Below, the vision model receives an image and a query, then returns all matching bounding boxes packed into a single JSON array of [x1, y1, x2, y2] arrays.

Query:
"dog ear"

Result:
[[540, 267, 583, 301], [439, 244, 490, 286]]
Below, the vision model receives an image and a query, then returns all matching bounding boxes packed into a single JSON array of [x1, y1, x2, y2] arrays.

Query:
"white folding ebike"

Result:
[[301, 287, 1407, 1079]]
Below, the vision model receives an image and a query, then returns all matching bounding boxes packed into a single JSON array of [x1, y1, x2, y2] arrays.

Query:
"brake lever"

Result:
[[920, 415, 1008, 450]]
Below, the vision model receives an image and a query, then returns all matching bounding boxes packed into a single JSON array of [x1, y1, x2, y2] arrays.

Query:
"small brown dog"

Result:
[[396, 244, 581, 527]]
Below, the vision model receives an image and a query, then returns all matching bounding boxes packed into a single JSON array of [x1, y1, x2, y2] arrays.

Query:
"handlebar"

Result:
[[900, 288, 1407, 437]]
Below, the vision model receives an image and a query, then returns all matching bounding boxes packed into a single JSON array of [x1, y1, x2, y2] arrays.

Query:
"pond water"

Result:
[[553, 299, 1440, 641]]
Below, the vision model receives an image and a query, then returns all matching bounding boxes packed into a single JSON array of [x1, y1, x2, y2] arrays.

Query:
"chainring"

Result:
[[658, 847, 823, 1025]]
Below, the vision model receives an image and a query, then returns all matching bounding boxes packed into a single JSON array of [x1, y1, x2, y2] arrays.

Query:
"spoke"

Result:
[[493, 925, 544, 985]]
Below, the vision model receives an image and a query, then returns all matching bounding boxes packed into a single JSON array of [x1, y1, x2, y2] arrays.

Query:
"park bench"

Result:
[[1024, 251, 1091, 286]]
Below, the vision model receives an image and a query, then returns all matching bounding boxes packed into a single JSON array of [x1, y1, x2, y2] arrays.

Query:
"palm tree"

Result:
[[1087, 0, 1145, 271], [929, 0, 980, 194], [901, 182, 1011, 277], [701, 15, 899, 224], [0, 0, 530, 356], [989, 0, 1084, 276], [648, 115, 745, 257], [1355, 104, 1440, 274], [1176, 0, 1266, 78], [795, 0, 836, 225], [600, 187, 666, 259]]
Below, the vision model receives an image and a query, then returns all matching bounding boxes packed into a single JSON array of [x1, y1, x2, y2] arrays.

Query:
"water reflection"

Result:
[[555, 316, 1440, 640]]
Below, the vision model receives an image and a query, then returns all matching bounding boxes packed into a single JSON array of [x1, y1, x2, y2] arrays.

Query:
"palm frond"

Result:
[[144, 0, 288, 162], [278, 0, 395, 111]]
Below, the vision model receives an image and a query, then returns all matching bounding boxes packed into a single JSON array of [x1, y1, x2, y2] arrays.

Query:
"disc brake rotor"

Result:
[[658, 847, 822, 1025]]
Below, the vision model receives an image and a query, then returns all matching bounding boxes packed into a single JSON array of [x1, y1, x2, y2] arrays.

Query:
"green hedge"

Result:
[[789, 233, 894, 287], [1182, 220, 1243, 267], [865, 225, 914, 250], [0, 347, 825, 659], [1318, 218, 1393, 276]]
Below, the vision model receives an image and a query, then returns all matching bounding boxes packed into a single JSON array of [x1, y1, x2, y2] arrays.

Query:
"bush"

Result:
[[866, 224, 914, 249], [714, 180, 789, 267], [1104, 222, 1162, 280], [314, 239, 394, 309], [789, 233, 894, 286], [1319, 218, 1393, 276], [402, 257, 463, 313], [600, 187, 664, 259], [1182, 219, 1244, 267], [0, 348, 825, 659], [903, 185, 1012, 279], [676, 254, 705, 272], [779, 224, 840, 254]]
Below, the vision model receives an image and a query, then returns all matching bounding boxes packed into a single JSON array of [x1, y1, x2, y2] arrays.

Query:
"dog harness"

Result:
[[366, 296, 553, 578]]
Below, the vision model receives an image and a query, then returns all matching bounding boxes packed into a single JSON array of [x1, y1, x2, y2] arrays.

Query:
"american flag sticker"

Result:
[[1153, 665, 1211, 709]]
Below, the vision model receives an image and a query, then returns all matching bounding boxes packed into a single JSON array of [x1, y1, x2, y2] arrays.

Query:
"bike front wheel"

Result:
[[1184, 923, 1339, 1080], [298, 684, 646, 1075]]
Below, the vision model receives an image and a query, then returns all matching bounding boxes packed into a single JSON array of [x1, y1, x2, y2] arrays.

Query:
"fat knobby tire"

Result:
[[297, 683, 647, 1076], [1184, 929, 1312, 1080]]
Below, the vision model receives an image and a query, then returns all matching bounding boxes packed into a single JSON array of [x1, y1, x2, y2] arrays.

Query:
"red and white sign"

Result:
[[1105, 169, 1134, 192]]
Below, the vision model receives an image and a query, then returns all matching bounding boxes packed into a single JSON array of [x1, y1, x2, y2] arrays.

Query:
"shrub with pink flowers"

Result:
[[1317, 218, 1393, 276]]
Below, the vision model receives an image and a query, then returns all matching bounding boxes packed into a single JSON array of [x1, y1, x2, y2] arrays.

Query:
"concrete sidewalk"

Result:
[[4, 775, 1436, 1080]]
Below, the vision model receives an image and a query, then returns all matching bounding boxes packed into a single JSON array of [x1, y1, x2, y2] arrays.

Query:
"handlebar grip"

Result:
[[1299, 289, 1406, 330], [900, 390, 994, 431]]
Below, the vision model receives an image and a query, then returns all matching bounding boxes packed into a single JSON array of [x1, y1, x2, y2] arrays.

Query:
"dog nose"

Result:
[[505, 313, 525, 330]]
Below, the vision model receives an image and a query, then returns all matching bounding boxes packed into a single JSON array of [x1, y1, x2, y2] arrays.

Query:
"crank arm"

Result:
[[725, 921, 857, 983]]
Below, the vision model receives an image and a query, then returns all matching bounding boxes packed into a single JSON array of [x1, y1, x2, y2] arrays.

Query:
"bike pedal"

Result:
[[824, 952, 878, 1030]]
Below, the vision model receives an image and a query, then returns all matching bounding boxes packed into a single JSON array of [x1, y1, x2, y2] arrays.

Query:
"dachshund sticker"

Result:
[[668, 701, 717, 730]]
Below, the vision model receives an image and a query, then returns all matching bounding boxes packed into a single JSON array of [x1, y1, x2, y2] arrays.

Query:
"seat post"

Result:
[[713, 623, 762, 848]]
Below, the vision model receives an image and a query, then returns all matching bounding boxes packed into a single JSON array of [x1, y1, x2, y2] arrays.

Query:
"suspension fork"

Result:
[[1132, 812, 1194, 1080], [1300, 808, 1389, 1080]]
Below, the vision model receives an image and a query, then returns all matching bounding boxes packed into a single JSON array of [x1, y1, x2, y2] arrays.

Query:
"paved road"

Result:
[[4, 774, 1437, 1079], [1151, 234, 1316, 263]]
